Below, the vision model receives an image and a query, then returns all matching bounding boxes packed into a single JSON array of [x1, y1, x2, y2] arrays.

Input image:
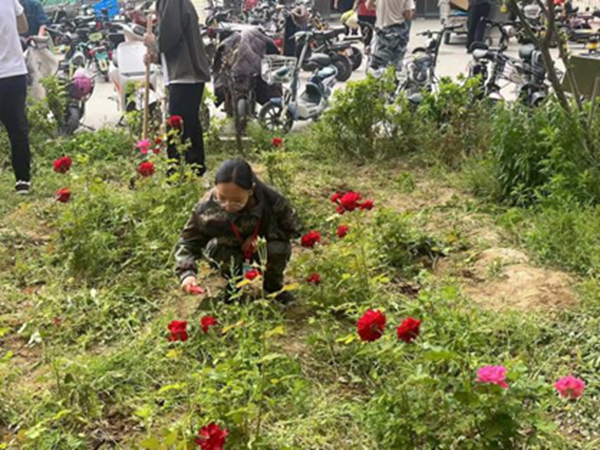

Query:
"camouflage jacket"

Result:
[[174, 185, 302, 282]]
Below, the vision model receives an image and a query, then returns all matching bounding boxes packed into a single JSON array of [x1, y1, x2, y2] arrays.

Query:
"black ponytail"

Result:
[[214, 158, 256, 189]]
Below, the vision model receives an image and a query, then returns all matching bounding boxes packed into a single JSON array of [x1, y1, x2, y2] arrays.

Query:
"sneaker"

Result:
[[15, 181, 31, 195]]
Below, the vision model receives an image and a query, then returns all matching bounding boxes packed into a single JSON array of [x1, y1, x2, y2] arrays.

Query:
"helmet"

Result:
[[341, 11, 359, 29], [70, 69, 95, 99], [291, 6, 309, 27]]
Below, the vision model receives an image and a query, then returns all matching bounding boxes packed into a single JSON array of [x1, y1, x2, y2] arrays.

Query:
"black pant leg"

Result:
[[474, 4, 491, 45], [0, 75, 31, 182], [263, 241, 291, 293], [168, 83, 206, 175]]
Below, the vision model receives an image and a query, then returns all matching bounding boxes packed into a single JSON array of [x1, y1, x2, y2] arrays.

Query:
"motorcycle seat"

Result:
[[316, 66, 336, 79], [408, 93, 423, 105], [307, 53, 332, 68], [313, 27, 345, 41], [472, 49, 491, 60], [301, 81, 323, 104], [519, 44, 536, 62]]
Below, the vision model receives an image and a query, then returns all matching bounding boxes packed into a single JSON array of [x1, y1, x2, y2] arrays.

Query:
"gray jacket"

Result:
[[157, 0, 211, 83]]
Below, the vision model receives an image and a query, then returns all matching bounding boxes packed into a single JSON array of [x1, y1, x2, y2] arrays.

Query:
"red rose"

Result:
[[167, 320, 188, 342], [335, 206, 345, 215], [337, 224, 349, 238], [245, 269, 261, 281], [195, 423, 228, 450], [53, 156, 72, 174], [200, 316, 219, 334], [339, 191, 362, 212], [396, 317, 421, 343], [331, 192, 341, 203], [154, 137, 163, 145], [271, 137, 283, 147], [307, 272, 321, 285], [137, 161, 155, 177], [357, 309, 386, 342], [360, 200, 375, 211], [168, 115, 183, 129], [301, 230, 321, 248], [55, 188, 71, 203]]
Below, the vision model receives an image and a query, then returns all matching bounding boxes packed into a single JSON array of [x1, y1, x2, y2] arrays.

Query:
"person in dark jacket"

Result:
[[20, 0, 49, 37], [144, 0, 211, 176], [466, 0, 492, 51], [174, 159, 302, 303]]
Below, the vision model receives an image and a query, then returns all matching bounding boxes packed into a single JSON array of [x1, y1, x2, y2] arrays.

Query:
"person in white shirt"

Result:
[[1, 0, 32, 194], [367, 0, 415, 71]]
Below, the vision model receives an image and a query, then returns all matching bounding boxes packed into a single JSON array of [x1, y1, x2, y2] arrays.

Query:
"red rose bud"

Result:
[[271, 137, 283, 147], [245, 269, 261, 281], [396, 317, 421, 343], [53, 156, 73, 174], [200, 316, 219, 334], [195, 422, 228, 450], [336, 206, 345, 215], [154, 137, 163, 145], [357, 309, 386, 342], [167, 115, 183, 129], [55, 187, 71, 203], [331, 192, 341, 203], [307, 272, 321, 285], [167, 320, 188, 342], [360, 200, 375, 211], [301, 230, 321, 248], [337, 224, 349, 238], [137, 161, 155, 177]]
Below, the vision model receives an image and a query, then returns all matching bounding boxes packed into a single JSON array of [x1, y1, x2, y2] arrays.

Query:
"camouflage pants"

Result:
[[370, 23, 410, 71], [205, 239, 291, 293]]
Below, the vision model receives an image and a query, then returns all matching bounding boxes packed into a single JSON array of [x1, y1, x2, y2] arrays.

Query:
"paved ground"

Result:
[[82, 17, 580, 130]]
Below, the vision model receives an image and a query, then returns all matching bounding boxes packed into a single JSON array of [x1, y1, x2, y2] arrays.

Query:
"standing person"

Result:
[[1, 0, 31, 195], [20, 0, 49, 37], [355, 0, 376, 48], [367, 0, 415, 71], [174, 159, 302, 303], [466, 0, 492, 51], [335, 0, 356, 14], [144, 0, 211, 176]]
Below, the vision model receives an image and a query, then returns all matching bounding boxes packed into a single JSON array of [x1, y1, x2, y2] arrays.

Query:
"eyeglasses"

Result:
[[215, 195, 248, 210]]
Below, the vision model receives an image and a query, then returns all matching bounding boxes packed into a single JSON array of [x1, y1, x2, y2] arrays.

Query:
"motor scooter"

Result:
[[107, 23, 164, 119], [259, 31, 338, 133]]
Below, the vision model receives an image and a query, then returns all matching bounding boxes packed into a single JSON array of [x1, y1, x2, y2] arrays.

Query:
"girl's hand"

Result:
[[181, 276, 205, 295], [242, 236, 257, 257]]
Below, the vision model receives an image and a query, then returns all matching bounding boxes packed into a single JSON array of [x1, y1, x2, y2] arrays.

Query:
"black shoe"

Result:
[[274, 291, 295, 305], [15, 181, 31, 195]]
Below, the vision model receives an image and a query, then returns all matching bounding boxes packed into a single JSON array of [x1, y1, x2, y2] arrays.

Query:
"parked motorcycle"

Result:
[[259, 31, 338, 133]]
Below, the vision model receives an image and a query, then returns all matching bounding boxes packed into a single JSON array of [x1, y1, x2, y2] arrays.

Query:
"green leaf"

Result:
[[265, 325, 285, 338], [1, 351, 14, 363], [134, 406, 153, 420], [163, 430, 178, 446], [157, 383, 186, 394], [140, 437, 161, 450]]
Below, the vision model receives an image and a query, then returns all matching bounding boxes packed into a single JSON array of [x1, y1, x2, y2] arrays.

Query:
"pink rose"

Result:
[[554, 376, 585, 400], [476, 365, 509, 389]]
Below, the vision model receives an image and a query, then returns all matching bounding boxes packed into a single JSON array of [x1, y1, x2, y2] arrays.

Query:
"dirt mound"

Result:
[[463, 247, 576, 311]]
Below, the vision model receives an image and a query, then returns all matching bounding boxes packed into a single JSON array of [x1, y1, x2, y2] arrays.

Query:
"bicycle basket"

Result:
[[261, 55, 297, 85]]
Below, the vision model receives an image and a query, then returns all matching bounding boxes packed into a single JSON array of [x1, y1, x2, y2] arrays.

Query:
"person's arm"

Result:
[[174, 207, 210, 286], [157, 0, 185, 54], [275, 197, 302, 240], [35, 1, 50, 28], [404, 0, 416, 21], [16, 0, 29, 34]]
